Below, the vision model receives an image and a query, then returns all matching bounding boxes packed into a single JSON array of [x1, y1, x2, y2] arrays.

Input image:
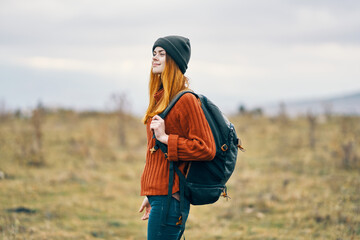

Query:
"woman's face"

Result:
[[152, 46, 166, 74]]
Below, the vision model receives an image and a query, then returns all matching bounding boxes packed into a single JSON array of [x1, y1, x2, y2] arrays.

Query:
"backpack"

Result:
[[152, 90, 244, 239]]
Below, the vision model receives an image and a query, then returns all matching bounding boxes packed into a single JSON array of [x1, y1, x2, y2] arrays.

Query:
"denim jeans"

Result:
[[147, 195, 190, 240]]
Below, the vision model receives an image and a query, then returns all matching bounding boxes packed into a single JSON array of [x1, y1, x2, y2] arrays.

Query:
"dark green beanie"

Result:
[[152, 35, 191, 74]]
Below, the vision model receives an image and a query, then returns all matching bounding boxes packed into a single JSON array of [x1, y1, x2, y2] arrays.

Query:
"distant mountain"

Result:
[[261, 91, 360, 116]]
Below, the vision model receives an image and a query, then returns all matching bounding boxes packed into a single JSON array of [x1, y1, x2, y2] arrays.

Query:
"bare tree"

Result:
[[111, 92, 130, 147], [0, 99, 9, 122], [238, 104, 246, 115], [307, 111, 317, 150], [278, 101, 288, 125], [322, 101, 333, 122], [339, 117, 359, 169], [341, 141, 355, 169], [29, 103, 46, 166], [31, 109, 43, 151]]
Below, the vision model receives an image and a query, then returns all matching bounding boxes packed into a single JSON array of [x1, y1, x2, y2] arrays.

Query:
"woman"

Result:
[[138, 35, 216, 240]]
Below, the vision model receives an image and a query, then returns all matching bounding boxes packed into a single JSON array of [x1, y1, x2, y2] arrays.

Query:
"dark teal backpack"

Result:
[[153, 91, 244, 239]]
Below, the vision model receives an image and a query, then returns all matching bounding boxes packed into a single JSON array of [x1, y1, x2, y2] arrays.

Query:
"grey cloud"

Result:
[[1, 0, 359, 46], [1, 0, 359, 113]]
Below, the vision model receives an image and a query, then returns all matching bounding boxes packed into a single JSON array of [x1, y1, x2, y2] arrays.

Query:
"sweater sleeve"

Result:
[[167, 93, 216, 161]]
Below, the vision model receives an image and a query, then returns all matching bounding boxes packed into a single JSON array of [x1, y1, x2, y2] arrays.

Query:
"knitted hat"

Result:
[[152, 35, 191, 74]]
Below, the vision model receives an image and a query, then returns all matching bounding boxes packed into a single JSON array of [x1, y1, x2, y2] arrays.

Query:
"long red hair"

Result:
[[143, 54, 189, 124]]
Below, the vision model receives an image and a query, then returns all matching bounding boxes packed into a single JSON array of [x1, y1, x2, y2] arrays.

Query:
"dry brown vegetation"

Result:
[[0, 108, 359, 239]]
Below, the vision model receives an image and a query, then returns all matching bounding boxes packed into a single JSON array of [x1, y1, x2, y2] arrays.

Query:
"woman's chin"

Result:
[[152, 69, 162, 74]]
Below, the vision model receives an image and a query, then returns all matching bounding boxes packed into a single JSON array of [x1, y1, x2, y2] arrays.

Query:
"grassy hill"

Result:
[[0, 109, 359, 239], [262, 91, 360, 117]]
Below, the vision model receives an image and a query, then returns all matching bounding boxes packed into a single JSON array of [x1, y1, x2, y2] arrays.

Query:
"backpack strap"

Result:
[[159, 90, 198, 119], [152, 89, 199, 161], [152, 90, 198, 158], [174, 164, 187, 240], [152, 90, 198, 239]]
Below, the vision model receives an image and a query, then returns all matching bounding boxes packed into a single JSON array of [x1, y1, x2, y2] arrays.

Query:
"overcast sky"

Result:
[[1, 0, 359, 115]]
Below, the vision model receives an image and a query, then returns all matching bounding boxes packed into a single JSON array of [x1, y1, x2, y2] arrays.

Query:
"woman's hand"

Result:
[[139, 197, 151, 220], [150, 115, 169, 144]]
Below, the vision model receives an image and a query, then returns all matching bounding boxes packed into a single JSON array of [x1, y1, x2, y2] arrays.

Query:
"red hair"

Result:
[[143, 54, 189, 124]]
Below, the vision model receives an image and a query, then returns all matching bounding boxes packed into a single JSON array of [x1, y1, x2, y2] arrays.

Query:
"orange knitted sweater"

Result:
[[141, 89, 216, 196]]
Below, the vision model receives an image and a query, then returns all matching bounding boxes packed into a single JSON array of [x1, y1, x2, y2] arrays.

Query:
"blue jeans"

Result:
[[147, 195, 190, 240]]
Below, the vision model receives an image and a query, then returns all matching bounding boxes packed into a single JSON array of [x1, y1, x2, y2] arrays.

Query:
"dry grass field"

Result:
[[0, 108, 359, 239]]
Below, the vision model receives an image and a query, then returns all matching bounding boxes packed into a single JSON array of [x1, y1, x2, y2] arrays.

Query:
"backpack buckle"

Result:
[[237, 138, 245, 152], [221, 144, 228, 151], [150, 147, 157, 154], [221, 188, 231, 200], [176, 216, 182, 226]]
